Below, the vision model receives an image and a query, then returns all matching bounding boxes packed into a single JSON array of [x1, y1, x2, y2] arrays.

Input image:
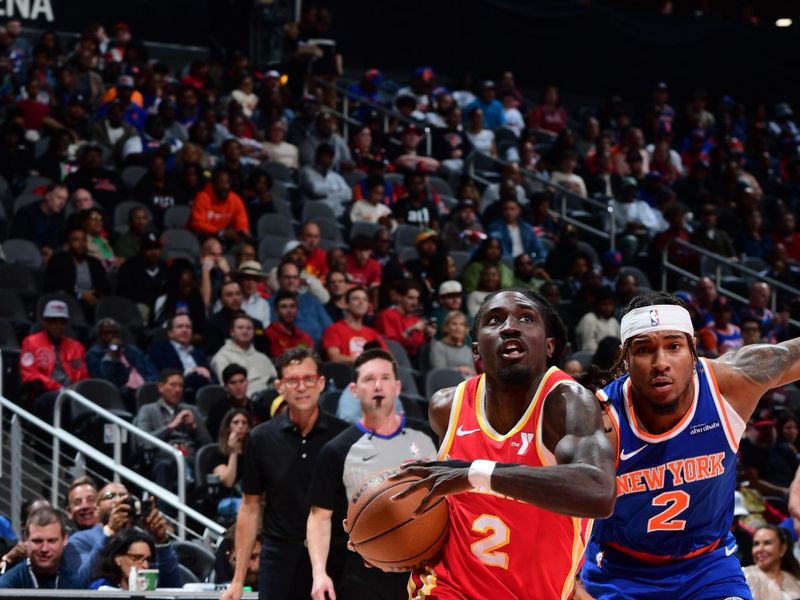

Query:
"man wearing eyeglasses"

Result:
[[221, 347, 347, 600], [66, 481, 182, 587]]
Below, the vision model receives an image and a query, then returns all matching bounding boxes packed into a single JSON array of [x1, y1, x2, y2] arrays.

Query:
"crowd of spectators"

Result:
[[1, 9, 800, 596]]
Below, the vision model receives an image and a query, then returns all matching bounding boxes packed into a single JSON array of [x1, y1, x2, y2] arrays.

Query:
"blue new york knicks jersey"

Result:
[[581, 358, 752, 600], [591, 357, 742, 560]]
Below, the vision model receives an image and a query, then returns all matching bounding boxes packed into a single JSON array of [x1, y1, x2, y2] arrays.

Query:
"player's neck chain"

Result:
[[27, 558, 58, 590]]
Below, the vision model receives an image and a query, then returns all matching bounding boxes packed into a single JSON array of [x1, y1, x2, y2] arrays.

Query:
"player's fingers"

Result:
[[393, 460, 429, 474], [412, 488, 436, 517], [389, 478, 429, 501]]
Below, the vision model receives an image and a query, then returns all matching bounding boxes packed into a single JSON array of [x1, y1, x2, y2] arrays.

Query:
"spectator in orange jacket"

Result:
[[20, 300, 88, 423], [190, 168, 250, 243]]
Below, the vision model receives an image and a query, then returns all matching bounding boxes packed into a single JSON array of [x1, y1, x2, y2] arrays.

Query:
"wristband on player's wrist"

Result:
[[468, 460, 495, 489]]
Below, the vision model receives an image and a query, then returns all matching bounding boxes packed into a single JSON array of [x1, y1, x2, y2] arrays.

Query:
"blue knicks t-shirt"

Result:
[[591, 358, 744, 561]]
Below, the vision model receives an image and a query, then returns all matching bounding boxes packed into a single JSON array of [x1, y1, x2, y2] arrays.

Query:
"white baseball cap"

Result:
[[43, 300, 69, 319]]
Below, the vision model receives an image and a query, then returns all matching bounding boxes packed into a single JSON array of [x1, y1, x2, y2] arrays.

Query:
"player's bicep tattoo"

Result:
[[726, 341, 800, 385]]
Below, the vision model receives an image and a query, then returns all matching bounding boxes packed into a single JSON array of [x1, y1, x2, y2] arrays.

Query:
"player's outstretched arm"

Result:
[[713, 338, 800, 421], [393, 383, 616, 519]]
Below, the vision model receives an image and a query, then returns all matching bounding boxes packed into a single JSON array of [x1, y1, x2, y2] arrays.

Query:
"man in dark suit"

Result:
[[43, 225, 110, 321], [148, 314, 212, 396]]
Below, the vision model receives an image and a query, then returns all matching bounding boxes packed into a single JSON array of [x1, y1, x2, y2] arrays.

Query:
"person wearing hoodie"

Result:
[[190, 168, 250, 243], [210, 312, 276, 396]]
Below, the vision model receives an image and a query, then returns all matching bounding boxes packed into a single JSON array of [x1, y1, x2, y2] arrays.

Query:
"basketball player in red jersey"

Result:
[[394, 289, 617, 600]]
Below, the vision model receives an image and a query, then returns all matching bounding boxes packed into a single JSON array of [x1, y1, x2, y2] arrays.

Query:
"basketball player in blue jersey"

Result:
[[581, 291, 800, 600]]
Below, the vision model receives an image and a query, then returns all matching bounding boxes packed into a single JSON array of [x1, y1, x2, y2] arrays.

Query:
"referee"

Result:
[[307, 349, 437, 600]]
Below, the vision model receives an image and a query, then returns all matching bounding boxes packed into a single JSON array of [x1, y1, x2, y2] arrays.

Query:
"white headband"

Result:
[[620, 304, 694, 344]]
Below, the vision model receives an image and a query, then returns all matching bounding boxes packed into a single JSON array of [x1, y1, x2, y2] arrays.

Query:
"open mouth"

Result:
[[650, 377, 673, 390], [500, 340, 526, 359], [372, 395, 386, 405]]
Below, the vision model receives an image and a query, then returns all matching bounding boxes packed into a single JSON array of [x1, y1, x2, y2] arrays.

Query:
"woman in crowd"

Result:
[[89, 527, 183, 591], [430, 310, 475, 376], [208, 408, 252, 519], [82, 207, 117, 270], [465, 106, 497, 157], [744, 525, 800, 599], [460, 237, 513, 293], [466, 264, 502, 317], [153, 259, 206, 332], [777, 413, 800, 458]]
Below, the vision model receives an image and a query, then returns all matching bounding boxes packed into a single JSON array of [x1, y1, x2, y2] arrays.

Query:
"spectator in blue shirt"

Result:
[[269, 261, 332, 341], [488, 197, 547, 261], [466, 80, 507, 129], [0, 507, 84, 589]]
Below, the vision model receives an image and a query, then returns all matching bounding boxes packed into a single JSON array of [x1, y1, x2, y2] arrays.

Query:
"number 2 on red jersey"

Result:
[[470, 514, 510, 569]]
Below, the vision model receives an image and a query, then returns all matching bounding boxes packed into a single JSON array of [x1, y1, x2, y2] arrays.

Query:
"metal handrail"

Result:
[[661, 237, 800, 328], [313, 77, 433, 156], [1, 395, 224, 539], [465, 150, 617, 249], [52, 390, 187, 538]]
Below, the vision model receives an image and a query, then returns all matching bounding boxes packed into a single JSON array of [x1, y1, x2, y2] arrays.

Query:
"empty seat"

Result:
[[12, 192, 43, 215], [301, 200, 338, 222], [449, 251, 471, 275], [257, 213, 295, 238], [394, 224, 422, 251], [566, 350, 594, 370], [0, 289, 30, 327], [95, 296, 145, 331], [399, 247, 418, 263], [425, 368, 465, 401], [163, 229, 200, 260], [427, 175, 454, 197], [0, 263, 39, 298], [258, 235, 293, 262], [195, 385, 226, 418], [135, 382, 160, 410], [2, 239, 42, 270], [344, 170, 367, 187], [71, 378, 131, 420], [121, 165, 148, 190], [385, 339, 413, 370], [0, 320, 19, 351], [259, 160, 294, 183], [321, 362, 353, 390], [163, 205, 192, 229], [22, 176, 52, 194], [349, 222, 381, 240]]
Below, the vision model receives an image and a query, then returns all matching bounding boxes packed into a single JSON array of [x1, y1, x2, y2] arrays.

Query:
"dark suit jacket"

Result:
[[148, 340, 212, 390], [43, 252, 111, 298]]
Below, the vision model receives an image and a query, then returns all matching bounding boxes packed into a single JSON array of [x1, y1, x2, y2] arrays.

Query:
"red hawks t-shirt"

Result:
[[344, 254, 382, 288], [321, 320, 387, 359]]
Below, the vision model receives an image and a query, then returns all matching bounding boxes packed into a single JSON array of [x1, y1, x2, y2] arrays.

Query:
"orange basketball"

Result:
[[346, 467, 449, 572]]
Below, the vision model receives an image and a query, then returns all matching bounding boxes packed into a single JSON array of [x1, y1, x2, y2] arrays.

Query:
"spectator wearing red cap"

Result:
[[190, 168, 250, 243]]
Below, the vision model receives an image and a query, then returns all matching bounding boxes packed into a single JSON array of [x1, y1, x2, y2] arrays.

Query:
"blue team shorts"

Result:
[[580, 534, 752, 600]]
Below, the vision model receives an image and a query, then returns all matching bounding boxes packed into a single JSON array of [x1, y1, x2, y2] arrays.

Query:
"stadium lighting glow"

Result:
[[776, 18, 793, 27]]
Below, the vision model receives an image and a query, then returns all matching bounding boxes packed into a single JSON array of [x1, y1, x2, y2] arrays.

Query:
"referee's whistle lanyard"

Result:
[[27, 558, 59, 589]]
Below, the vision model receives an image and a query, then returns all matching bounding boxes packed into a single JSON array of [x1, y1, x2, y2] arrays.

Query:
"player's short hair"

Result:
[[471, 288, 567, 368], [352, 349, 398, 382]]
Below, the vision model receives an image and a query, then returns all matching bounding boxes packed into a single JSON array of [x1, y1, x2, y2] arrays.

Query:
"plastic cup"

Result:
[[139, 569, 159, 591]]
